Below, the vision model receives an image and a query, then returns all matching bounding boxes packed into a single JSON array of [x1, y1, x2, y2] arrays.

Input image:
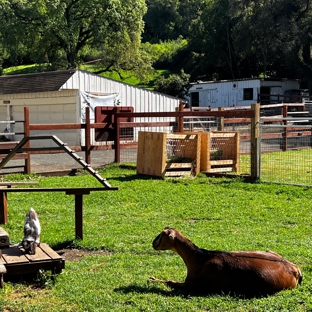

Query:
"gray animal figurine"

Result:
[[22, 208, 41, 255]]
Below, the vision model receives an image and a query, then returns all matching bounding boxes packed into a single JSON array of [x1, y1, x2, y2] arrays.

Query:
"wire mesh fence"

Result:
[[260, 119, 312, 186]]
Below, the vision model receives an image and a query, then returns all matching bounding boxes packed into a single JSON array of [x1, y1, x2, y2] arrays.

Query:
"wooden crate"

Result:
[[200, 131, 240, 173], [137, 132, 200, 177]]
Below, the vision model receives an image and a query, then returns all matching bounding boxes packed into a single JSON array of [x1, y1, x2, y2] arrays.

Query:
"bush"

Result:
[[154, 69, 190, 98]]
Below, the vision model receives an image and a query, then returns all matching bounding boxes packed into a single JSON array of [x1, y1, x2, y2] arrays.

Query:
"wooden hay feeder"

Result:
[[137, 132, 200, 178], [200, 131, 240, 173]]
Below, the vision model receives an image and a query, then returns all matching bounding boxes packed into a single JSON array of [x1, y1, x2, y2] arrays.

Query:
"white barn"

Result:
[[188, 78, 301, 108], [0, 70, 182, 147]]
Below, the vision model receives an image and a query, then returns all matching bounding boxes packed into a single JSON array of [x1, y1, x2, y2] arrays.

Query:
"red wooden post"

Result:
[[178, 102, 184, 132], [114, 107, 121, 163], [0, 191, 8, 224], [85, 107, 91, 164], [23, 107, 31, 174]]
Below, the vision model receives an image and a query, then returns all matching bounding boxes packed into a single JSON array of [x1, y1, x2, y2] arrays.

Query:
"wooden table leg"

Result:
[[75, 194, 83, 240], [0, 191, 8, 224]]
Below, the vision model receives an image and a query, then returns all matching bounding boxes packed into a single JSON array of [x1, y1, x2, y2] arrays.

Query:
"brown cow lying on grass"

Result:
[[150, 227, 302, 297]]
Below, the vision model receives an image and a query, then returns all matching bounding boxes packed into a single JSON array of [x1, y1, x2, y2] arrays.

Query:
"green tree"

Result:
[[187, 0, 238, 80], [154, 69, 190, 98], [143, 0, 205, 42], [0, 0, 150, 76]]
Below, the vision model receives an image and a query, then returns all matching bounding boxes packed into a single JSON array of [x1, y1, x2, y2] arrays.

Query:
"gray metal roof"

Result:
[[0, 70, 76, 94]]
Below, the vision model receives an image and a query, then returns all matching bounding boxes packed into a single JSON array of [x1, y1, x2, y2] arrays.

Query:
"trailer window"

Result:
[[243, 88, 253, 100], [191, 92, 199, 107]]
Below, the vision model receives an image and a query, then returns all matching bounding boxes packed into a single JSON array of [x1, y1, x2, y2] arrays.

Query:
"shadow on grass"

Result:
[[112, 174, 163, 183], [114, 284, 185, 297], [114, 283, 269, 299], [51, 240, 77, 250]]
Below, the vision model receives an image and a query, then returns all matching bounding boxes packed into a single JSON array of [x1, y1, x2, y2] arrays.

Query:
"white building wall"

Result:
[[0, 89, 79, 147]]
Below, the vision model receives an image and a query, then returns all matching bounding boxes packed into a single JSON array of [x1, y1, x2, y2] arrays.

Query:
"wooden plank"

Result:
[[165, 163, 192, 169], [0, 263, 6, 274], [211, 132, 237, 138], [24, 246, 52, 262], [3, 187, 119, 193], [164, 171, 191, 177], [137, 132, 165, 176], [40, 243, 62, 260], [0, 227, 9, 248], [208, 167, 233, 173], [1, 247, 29, 264], [210, 160, 234, 165], [167, 134, 197, 139]]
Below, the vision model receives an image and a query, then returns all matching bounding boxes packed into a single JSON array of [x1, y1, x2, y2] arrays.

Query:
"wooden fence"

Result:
[[0, 105, 262, 178]]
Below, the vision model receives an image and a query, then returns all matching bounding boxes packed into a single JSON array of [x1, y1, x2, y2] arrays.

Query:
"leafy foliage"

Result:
[[154, 69, 190, 98], [0, 0, 150, 76]]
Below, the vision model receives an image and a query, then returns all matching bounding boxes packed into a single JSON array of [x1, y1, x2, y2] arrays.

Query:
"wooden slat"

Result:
[[208, 167, 233, 173], [25, 246, 51, 262], [210, 160, 234, 165], [211, 132, 236, 138], [1, 247, 29, 264], [40, 243, 63, 260], [164, 171, 191, 177], [167, 134, 197, 139], [0, 227, 9, 248], [165, 163, 192, 169], [0, 263, 6, 273]]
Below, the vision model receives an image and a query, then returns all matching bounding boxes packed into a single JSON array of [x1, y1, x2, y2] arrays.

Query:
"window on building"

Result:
[[243, 88, 253, 101], [191, 92, 199, 107]]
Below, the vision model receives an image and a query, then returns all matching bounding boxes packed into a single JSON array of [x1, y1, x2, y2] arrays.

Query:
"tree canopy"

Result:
[[1, 0, 312, 92], [0, 0, 150, 78]]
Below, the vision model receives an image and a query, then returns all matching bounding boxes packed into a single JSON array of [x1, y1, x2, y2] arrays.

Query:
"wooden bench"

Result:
[[0, 186, 118, 239]]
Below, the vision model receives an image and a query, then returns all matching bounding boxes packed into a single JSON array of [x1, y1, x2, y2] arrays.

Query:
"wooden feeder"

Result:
[[137, 132, 200, 178], [200, 131, 240, 173]]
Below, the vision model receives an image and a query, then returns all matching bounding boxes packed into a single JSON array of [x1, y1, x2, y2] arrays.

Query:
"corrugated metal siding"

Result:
[[63, 71, 182, 141], [61, 71, 181, 113]]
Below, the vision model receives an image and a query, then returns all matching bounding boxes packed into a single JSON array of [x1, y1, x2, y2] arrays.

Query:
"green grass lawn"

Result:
[[1, 164, 312, 311]]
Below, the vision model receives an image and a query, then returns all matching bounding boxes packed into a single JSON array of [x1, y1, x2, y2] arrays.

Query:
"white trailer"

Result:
[[188, 78, 301, 108]]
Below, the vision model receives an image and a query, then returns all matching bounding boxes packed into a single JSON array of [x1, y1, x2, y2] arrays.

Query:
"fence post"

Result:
[[178, 102, 184, 132], [23, 107, 31, 174], [282, 105, 288, 151], [114, 107, 121, 163], [217, 107, 224, 131], [250, 103, 260, 179], [85, 107, 91, 164]]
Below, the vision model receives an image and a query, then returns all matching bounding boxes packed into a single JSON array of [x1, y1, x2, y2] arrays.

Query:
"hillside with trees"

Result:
[[0, 0, 312, 97]]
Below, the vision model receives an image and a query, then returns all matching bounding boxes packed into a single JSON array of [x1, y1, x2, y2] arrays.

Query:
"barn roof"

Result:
[[0, 70, 76, 94]]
